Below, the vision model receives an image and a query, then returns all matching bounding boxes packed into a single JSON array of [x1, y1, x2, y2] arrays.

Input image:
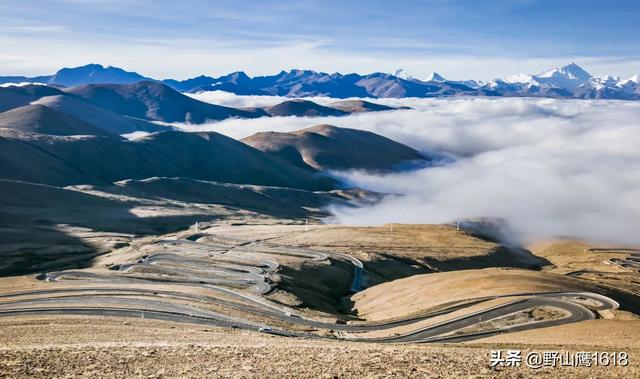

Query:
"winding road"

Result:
[[0, 237, 623, 343], [589, 248, 640, 272]]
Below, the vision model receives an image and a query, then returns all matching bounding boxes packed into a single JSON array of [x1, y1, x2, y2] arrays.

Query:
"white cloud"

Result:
[[0, 82, 46, 87], [179, 94, 640, 245], [188, 91, 293, 108], [1, 26, 639, 80]]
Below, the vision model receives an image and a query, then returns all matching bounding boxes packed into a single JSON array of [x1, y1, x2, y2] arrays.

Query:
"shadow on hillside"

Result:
[[0, 181, 276, 276], [0, 213, 230, 277], [0, 222, 95, 277], [276, 259, 357, 316], [418, 247, 552, 272], [0, 176, 339, 277], [598, 287, 640, 315], [358, 253, 432, 288], [273, 244, 552, 318]]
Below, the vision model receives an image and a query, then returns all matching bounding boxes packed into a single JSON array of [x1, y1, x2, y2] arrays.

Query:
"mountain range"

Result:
[[0, 87, 427, 190], [0, 81, 401, 129], [2, 63, 639, 100], [0, 75, 431, 275]]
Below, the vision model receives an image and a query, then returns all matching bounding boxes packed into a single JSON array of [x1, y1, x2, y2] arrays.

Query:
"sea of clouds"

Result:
[[0, 82, 46, 87], [185, 92, 640, 245]]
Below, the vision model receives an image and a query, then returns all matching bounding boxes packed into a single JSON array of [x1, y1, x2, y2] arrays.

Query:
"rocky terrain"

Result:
[[1, 317, 638, 378]]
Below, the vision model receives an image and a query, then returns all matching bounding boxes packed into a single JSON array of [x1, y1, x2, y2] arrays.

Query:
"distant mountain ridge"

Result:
[[0, 86, 418, 190], [1, 62, 639, 100], [0, 82, 401, 129], [0, 64, 150, 87], [64, 81, 264, 123]]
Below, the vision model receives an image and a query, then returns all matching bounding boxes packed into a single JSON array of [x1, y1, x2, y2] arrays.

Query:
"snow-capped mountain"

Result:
[[483, 79, 525, 92], [623, 74, 639, 84], [618, 75, 639, 92], [482, 63, 639, 99], [503, 73, 538, 85], [425, 72, 446, 82], [455, 79, 483, 89], [573, 74, 639, 100], [501, 63, 591, 90], [533, 62, 591, 90], [1, 62, 638, 100], [393, 69, 414, 80], [591, 75, 620, 86]]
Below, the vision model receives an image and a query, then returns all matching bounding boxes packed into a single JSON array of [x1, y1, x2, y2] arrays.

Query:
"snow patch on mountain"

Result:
[[425, 72, 446, 82], [393, 69, 414, 80]]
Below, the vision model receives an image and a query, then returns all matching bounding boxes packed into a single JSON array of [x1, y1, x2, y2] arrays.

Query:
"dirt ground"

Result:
[[351, 267, 590, 321], [476, 319, 640, 349], [0, 316, 638, 378]]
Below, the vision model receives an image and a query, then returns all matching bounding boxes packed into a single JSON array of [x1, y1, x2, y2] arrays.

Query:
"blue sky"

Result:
[[0, 0, 638, 80]]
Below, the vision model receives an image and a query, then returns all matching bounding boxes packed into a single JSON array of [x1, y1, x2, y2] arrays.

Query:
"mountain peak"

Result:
[[217, 71, 251, 84], [425, 72, 446, 82], [537, 63, 591, 80], [274, 69, 320, 81], [289, 69, 318, 75], [49, 64, 149, 87], [593, 74, 619, 83], [393, 69, 414, 80], [77, 63, 104, 69], [503, 74, 537, 85], [56, 63, 104, 73], [560, 62, 591, 79], [624, 74, 639, 84]]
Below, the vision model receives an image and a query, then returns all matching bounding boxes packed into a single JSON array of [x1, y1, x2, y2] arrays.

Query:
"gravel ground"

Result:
[[0, 317, 638, 378], [1, 343, 638, 378]]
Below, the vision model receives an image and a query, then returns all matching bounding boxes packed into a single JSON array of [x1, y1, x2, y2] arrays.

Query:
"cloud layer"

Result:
[[183, 94, 640, 245]]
